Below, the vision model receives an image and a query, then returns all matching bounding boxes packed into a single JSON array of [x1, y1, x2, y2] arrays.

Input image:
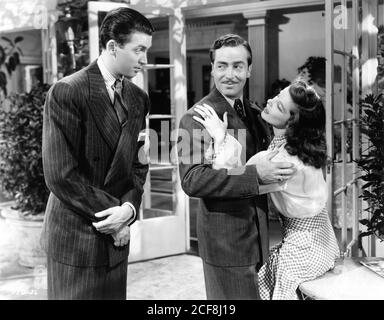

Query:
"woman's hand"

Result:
[[193, 103, 228, 146]]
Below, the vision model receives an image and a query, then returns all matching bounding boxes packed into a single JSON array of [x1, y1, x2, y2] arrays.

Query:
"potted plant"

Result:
[[357, 93, 384, 247], [0, 83, 50, 267]]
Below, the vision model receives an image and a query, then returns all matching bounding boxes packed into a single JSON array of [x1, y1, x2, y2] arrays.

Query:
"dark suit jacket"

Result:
[[41, 60, 149, 267], [178, 87, 271, 267]]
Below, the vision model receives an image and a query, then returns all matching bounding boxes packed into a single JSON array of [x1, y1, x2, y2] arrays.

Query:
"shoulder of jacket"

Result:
[[59, 69, 87, 87], [126, 80, 149, 98]]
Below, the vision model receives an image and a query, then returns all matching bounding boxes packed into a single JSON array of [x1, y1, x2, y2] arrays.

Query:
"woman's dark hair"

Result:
[[284, 80, 327, 168], [209, 34, 252, 66], [99, 7, 154, 49]]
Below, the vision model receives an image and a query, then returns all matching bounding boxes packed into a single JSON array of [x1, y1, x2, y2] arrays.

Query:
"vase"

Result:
[[1, 206, 46, 268]]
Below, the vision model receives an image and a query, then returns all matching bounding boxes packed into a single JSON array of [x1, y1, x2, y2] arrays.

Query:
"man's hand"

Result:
[[112, 225, 130, 247], [247, 150, 296, 184], [92, 205, 133, 234]]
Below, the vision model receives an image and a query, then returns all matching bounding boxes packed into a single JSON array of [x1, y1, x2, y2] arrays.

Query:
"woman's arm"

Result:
[[206, 132, 243, 169], [192, 103, 243, 169]]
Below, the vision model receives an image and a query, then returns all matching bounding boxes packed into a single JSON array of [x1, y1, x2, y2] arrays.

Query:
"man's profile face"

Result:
[[115, 31, 152, 79], [211, 45, 251, 99]]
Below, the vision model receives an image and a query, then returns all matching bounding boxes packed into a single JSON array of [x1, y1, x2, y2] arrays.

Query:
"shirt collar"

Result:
[[97, 56, 123, 89], [223, 95, 243, 108]]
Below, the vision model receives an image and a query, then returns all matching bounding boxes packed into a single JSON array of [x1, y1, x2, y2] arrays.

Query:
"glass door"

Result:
[[325, 0, 362, 257], [87, 1, 189, 262]]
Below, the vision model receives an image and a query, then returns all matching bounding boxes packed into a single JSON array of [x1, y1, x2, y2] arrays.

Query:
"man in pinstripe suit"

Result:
[[41, 8, 153, 300], [178, 34, 295, 299]]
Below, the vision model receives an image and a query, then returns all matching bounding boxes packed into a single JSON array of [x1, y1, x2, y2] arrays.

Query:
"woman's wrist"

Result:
[[213, 130, 226, 146], [213, 131, 228, 153]]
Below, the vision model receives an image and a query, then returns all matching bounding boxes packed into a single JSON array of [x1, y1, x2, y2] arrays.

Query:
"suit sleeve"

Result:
[[178, 112, 261, 199], [42, 82, 120, 222], [120, 95, 150, 225]]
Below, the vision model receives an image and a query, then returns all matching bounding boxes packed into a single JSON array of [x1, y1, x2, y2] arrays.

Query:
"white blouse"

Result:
[[207, 134, 328, 219]]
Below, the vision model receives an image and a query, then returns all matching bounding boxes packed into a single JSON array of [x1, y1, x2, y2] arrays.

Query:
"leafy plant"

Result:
[[0, 83, 51, 216], [297, 56, 326, 87], [0, 35, 24, 100], [357, 93, 384, 241], [0, 36, 23, 75]]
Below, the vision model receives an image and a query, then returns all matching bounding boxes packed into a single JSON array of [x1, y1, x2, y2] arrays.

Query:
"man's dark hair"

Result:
[[99, 7, 154, 49], [285, 80, 327, 169], [209, 34, 252, 66]]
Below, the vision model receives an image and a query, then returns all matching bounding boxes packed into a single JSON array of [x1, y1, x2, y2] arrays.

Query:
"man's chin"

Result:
[[122, 73, 135, 80], [220, 89, 240, 98]]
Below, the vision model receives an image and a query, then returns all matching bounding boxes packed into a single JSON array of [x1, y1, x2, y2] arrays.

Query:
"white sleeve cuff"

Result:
[[122, 202, 137, 225]]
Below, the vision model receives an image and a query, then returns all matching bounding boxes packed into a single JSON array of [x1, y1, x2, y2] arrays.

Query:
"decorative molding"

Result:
[[243, 9, 268, 20], [182, 0, 324, 18], [247, 18, 267, 27], [151, 23, 235, 52]]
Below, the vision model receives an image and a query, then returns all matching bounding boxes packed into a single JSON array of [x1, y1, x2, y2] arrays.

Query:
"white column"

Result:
[[41, 10, 60, 84], [243, 10, 268, 104], [169, 8, 190, 251]]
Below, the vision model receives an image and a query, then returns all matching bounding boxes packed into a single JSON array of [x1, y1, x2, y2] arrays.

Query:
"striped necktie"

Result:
[[112, 79, 128, 126]]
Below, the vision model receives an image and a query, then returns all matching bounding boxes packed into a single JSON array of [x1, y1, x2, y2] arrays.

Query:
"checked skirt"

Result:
[[258, 207, 341, 300]]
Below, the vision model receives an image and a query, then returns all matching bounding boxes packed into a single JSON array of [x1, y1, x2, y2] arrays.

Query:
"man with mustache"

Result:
[[42, 7, 153, 299], [178, 34, 295, 299]]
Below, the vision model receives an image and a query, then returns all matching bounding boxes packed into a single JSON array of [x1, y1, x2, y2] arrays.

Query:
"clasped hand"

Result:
[[92, 205, 133, 247], [247, 150, 296, 184]]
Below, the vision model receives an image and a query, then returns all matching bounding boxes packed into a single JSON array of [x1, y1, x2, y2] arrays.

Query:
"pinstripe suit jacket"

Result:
[[41, 60, 149, 267], [178, 87, 271, 267]]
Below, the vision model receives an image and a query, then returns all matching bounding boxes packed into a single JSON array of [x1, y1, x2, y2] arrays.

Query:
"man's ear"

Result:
[[211, 62, 214, 75], [106, 40, 117, 57], [247, 64, 252, 78]]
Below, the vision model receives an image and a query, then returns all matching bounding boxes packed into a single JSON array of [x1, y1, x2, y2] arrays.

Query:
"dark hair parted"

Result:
[[209, 34, 252, 66], [99, 7, 154, 49], [284, 80, 327, 169]]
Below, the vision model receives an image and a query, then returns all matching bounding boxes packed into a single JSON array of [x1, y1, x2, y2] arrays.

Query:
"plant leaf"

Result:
[[14, 36, 23, 43]]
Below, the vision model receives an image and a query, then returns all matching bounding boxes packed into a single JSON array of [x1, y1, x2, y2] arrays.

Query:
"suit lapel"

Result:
[[121, 78, 141, 116], [86, 60, 120, 151], [104, 80, 144, 189], [205, 88, 246, 129], [247, 101, 272, 149]]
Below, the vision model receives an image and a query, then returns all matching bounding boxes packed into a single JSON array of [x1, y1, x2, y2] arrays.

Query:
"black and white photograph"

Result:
[[0, 0, 383, 306]]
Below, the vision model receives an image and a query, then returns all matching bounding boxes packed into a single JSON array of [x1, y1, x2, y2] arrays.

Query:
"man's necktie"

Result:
[[234, 98, 246, 122], [112, 79, 128, 126]]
